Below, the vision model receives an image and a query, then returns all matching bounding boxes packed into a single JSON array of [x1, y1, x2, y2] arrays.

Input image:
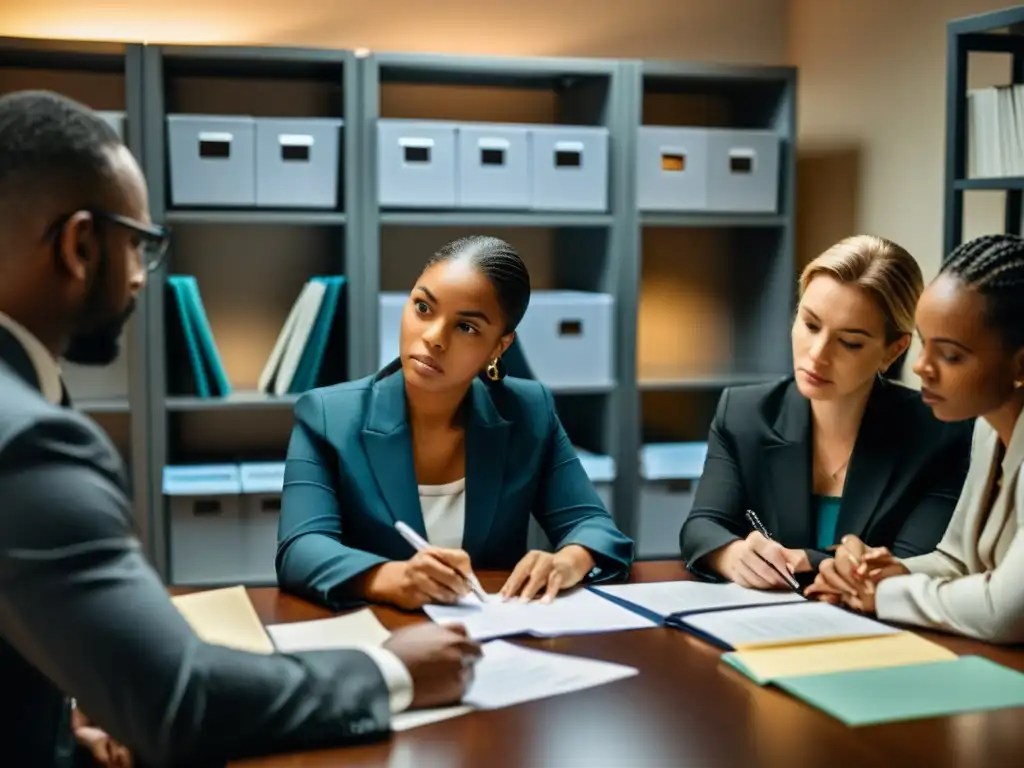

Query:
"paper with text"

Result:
[[422, 588, 656, 640], [266, 610, 391, 653], [683, 600, 899, 651], [171, 586, 274, 654], [722, 632, 957, 684], [391, 640, 638, 731], [593, 580, 805, 617]]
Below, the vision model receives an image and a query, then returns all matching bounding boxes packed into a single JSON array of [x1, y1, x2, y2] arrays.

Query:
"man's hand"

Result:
[[382, 623, 482, 709]]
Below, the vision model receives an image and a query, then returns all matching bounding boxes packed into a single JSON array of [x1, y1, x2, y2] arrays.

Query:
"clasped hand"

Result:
[[804, 534, 909, 613]]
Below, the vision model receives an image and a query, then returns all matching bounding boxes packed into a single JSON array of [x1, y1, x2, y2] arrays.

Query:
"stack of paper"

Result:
[[258, 275, 347, 397], [170, 586, 274, 654], [422, 588, 657, 641]]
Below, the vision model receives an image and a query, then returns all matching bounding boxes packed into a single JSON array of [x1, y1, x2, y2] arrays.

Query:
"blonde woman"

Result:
[[679, 235, 974, 590], [809, 233, 1024, 644]]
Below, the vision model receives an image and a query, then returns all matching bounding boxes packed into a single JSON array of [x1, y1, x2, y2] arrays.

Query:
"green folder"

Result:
[[290, 275, 345, 394], [181, 276, 231, 397], [774, 655, 1024, 727], [167, 276, 210, 397]]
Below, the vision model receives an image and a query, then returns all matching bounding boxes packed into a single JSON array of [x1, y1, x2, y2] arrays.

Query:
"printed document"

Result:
[[423, 588, 656, 640], [593, 580, 805, 617], [392, 640, 638, 731]]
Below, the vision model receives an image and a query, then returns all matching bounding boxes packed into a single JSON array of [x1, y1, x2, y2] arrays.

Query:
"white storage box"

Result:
[[529, 125, 609, 212], [165, 464, 244, 584], [255, 118, 343, 209], [636, 126, 710, 211], [167, 114, 256, 207], [514, 291, 615, 390], [705, 128, 780, 213], [637, 442, 708, 559], [457, 122, 531, 209], [377, 119, 457, 208], [239, 461, 285, 584]]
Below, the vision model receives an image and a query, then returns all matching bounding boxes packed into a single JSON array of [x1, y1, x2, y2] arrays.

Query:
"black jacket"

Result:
[[0, 326, 392, 767], [679, 375, 973, 582]]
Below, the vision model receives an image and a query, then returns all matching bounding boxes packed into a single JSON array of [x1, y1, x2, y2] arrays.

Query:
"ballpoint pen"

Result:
[[395, 520, 489, 601], [744, 509, 801, 591]]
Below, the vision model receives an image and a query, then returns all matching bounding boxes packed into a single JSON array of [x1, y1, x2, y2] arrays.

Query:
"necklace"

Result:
[[830, 457, 851, 480]]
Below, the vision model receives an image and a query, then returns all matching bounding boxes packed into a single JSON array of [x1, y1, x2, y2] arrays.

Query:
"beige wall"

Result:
[[5, 0, 1019, 388], [2, 0, 788, 62], [791, 0, 1018, 383]]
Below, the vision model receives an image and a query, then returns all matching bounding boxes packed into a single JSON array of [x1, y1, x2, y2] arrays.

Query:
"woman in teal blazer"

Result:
[[276, 235, 634, 611]]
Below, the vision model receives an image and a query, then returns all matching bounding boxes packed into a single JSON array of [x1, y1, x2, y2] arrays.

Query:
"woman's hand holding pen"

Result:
[[708, 532, 810, 590], [364, 547, 478, 610], [804, 534, 909, 612]]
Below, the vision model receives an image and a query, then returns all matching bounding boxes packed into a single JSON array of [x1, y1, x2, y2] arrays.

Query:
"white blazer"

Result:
[[875, 407, 1024, 643]]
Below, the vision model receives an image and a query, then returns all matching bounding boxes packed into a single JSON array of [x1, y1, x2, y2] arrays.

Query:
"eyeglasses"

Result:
[[46, 209, 171, 273]]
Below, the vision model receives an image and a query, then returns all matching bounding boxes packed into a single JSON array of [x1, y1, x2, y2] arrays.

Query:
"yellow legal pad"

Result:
[[171, 585, 275, 654], [722, 632, 957, 685]]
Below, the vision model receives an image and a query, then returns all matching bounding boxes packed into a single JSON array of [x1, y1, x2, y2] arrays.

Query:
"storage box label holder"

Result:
[[399, 136, 434, 165], [553, 140, 584, 168], [277, 133, 315, 163], [477, 136, 510, 167], [728, 147, 756, 174], [197, 132, 234, 160]]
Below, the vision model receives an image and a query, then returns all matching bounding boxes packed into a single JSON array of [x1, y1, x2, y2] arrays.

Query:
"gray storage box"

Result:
[[529, 125, 609, 211], [377, 119, 457, 208], [637, 126, 709, 211], [457, 123, 530, 209], [377, 292, 406, 369], [98, 110, 126, 142], [637, 442, 707, 559], [514, 291, 615, 390], [165, 464, 244, 585], [167, 114, 256, 207], [239, 462, 285, 584], [706, 129, 780, 213], [255, 118, 343, 209]]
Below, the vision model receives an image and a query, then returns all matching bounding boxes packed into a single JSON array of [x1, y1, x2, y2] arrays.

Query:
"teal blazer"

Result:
[[276, 364, 634, 609]]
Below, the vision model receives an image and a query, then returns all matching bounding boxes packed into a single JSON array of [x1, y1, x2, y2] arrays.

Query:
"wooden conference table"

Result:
[[190, 561, 1024, 768]]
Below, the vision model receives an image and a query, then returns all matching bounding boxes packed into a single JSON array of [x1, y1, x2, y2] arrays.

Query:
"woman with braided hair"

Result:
[[808, 233, 1024, 643]]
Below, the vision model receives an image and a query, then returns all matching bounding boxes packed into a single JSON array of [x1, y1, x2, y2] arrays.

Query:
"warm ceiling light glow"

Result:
[[5, 9, 247, 45]]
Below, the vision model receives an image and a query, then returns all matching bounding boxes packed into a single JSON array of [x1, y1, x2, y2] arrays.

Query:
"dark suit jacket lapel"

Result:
[[360, 371, 425, 536], [0, 325, 41, 392], [462, 379, 510, 556], [763, 381, 814, 548], [835, 378, 902, 543]]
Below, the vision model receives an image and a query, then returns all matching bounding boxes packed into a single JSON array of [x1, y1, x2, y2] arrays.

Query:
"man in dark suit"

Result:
[[0, 89, 481, 768]]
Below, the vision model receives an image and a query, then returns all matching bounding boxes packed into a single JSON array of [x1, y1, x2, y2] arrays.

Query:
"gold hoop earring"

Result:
[[486, 359, 500, 382]]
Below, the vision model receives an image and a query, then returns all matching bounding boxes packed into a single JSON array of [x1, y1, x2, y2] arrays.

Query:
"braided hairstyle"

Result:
[[940, 233, 1024, 350], [425, 235, 531, 334]]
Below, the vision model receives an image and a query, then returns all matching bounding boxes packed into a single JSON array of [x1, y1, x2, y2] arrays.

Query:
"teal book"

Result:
[[166, 276, 210, 398], [180, 276, 231, 397], [290, 275, 346, 394], [774, 655, 1024, 727]]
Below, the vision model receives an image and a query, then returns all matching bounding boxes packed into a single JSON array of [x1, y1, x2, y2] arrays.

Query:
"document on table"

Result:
[[722, 632, 958, 684], [422, 588, 657, 641], [392, 640, 638, 731], [593, 580, 805, 618], [266, 609, 391, 652], [681, 600, 898, 651], [774, 655, 1024, 726], [171, 586, 275, 654]]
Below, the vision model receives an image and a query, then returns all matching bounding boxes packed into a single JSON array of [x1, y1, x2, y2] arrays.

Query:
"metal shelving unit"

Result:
[[944, 5, 1024, 256], [2, 36, 800, 578]]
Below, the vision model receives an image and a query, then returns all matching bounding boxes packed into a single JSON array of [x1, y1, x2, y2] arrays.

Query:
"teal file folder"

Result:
[[774, 655, 1024, 726], [167, 276, 210, 398]]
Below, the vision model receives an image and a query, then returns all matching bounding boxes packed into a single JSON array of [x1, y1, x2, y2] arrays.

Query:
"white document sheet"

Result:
[[682, 600, 899, 650], [422, 588, 657, 641], [593, 580, 805, 618], [266, 609, 391, 653], [391, 640, 638, 731]]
